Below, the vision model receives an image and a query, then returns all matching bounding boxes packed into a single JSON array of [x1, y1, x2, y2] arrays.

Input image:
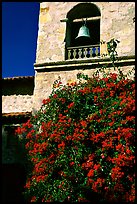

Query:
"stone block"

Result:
[[40, 13, 52, 23]]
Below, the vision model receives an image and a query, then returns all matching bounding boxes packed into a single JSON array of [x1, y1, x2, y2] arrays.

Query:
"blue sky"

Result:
[[2, 2, 40, 78]]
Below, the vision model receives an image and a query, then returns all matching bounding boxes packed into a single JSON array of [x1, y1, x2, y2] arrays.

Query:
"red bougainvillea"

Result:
[[15, 67, 135, 202]]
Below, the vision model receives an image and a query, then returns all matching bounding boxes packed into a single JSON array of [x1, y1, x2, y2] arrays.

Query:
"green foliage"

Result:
[[107, 38, 120, 63]]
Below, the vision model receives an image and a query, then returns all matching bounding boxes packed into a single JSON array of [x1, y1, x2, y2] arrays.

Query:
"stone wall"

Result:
[[2, 95, 33, 113], [35, 2, 135, 63]]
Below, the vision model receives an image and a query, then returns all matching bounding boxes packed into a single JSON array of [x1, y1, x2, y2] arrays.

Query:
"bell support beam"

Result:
[[60, 16, 100, 23], [73, 16, 100, 22]]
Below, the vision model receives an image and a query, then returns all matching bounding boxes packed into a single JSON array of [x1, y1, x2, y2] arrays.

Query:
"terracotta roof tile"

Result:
[[2, 112, 32, 118], [2, 76, 34, 81]]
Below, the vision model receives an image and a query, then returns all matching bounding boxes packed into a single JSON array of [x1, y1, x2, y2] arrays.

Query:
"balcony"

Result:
[[66, 44, 100, 60]]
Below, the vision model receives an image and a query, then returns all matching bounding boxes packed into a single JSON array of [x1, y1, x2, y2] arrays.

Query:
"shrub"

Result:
[[15, 66, 135, 202]]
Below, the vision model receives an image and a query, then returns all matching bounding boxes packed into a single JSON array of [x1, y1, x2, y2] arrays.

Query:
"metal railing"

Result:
[[66, 44, 100, 60]]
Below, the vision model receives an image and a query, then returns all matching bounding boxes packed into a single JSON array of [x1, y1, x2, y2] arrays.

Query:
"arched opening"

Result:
[[65, 3, 101, 60]]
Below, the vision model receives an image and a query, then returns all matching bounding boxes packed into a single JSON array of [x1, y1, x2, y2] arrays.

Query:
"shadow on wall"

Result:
[[2, 126, 31, 203], [2, 163, 26, 203], [2, 77, 34, 96]]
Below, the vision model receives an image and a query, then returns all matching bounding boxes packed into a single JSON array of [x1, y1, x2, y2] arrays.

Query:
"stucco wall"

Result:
[[2, 95, 33, 113], [35, 2, 135, 63]]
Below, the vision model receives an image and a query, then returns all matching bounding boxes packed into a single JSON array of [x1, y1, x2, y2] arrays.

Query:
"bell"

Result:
[[75, 24, 90, 39]]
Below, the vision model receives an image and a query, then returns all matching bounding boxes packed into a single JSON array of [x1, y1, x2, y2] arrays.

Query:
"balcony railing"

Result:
[[66, 44, 100, 60]]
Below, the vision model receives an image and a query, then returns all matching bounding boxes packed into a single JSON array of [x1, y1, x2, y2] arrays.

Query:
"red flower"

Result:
[[93, 164, 100, 171], [59, 98, 66, 104], [94, 95, 98, 102], [26, 132, 33, 139], [70, 161, 75, 166], [104, 186, 109, 191], [64, 109, 68, 113], [110, 91, 115, 97], [78, 197, 89, 202], [100, 109, 103, 115], [114, 183, 124, 192], [42, 98, 51, 105], [116, 144, 123, 151], [96, 178, 105, 187], [87, 169, 94, 177], [126, 148, 132, 154], [80, 120, 87, 128], [82, 161, 93, 170], [101, 154, 105, 159], [42, 99, 47, 104], [53, 94, 58, 98], [68, 102, 74, 109], [15, 126, 22, 134], [109, 121, 114, 126], [93, 132, 105, 142], [36, 175, 46, 182], [24, 180, 31, 189], [109, 73, 118, 80], [92, 181, 98, 192], [126, 116, 135, 121], [102, 77, 109, 83], [111, 166, 124, 181], [66, 135, 72, 140], [30, 196, 36, 202], [58, 141, 65, 149]]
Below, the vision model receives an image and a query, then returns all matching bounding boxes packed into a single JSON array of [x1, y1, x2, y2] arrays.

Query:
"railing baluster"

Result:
[[73, 48, 77, 59], [78, 48, 82, 58], [68, 49, 71, 60], [95, 47, 98, 56], [67, 44, 100, 60]]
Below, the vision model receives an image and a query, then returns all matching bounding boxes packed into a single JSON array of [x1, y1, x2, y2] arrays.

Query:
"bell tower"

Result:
[[33, 2, 135, 111]]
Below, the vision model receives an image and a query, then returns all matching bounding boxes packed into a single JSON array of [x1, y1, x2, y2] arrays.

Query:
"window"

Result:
[[65, 3, 101, 60]]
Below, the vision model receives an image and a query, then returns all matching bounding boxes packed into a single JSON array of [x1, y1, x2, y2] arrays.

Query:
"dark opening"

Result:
[[2, 163, 26, 203], [71, 19, 100, 47]]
